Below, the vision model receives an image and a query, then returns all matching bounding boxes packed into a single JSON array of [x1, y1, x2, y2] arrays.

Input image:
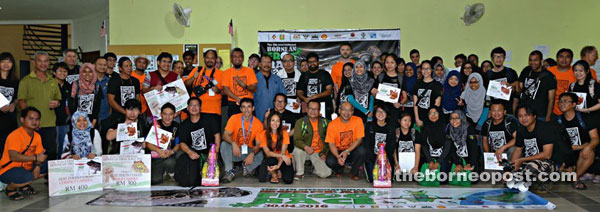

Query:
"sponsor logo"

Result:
[[369, 32, 377, 38], [350, 32, 356, 37], [279, 34, 285, 40], [272, 34, 277, 40], [302, 34, 309, 39], [361, 32, 366, 39], [334, 34, 342, 38], [380, 33, 393, 38], [293, 34, 301, 40], [311, 35, 319, 40], [321, 34, 327, 40]]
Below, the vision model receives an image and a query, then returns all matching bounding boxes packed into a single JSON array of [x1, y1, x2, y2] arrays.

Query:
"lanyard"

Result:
[[241, 115, 253, 144]]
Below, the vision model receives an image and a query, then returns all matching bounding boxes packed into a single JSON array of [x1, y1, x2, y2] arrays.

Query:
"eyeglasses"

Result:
[[428, 112, 439, 116], [469, 81, 479, 84], [558, 100, 574, 104], [282, 60, 294, 63], [308, 60, 318, 64], [422, 68, 432, 71], [450, 117, 461, 120]]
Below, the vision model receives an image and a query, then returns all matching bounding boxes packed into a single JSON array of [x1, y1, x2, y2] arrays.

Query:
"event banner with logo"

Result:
[[48, 157, 103, 196], [102, 154, 151, 189], [87, 187, 555, 210], [258, 29, 400, 77]]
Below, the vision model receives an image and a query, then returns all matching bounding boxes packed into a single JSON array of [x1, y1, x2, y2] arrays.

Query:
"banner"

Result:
[[258, 29, 400, 77], [102, 154, 151, 189], [48, 157, 103, 196], [143, 79, 190, 117], [87, 187, 555, 210]]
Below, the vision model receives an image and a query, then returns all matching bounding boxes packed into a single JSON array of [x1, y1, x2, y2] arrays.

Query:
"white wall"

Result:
[[72, 9, 108, 55]]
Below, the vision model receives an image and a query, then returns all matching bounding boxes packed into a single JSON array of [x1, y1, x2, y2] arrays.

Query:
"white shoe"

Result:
[[0, 182, 5, 192]]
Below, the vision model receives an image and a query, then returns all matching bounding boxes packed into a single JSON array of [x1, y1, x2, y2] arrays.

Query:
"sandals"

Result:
[[4, 189, 24, 201], [573, 181, 587, 190], [270, 176, 279, 184], [18, 185, 37, 195]]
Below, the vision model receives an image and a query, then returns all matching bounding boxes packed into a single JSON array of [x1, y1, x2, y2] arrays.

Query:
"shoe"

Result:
[[335, 173, 344, 178], [579, 173, 594, 181], [242, 167, 248, 177], [222, 170, 235, 183], [593, 175, 600, 184], [534, 183, 551, 194], [350, 174, 360, 181], [294, 174, 303, 181]]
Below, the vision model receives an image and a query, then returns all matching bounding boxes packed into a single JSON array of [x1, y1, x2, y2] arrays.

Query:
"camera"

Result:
[[193, 79, 217, 96], [501, 159, 515, 172]]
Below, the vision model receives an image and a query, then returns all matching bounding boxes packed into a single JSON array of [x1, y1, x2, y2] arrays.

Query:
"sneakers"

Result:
[[294, 174, 303, 181], [222, 170, 235, 183], [579, 173, 594, 181], [242, 166, 248, 177]]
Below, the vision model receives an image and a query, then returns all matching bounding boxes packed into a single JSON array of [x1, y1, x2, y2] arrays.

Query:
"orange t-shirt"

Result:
[[331, 60, 355, 90], [325, 116, 365, 151], [184, 67, 224, 115], [222, 66, 258, 102], [258, 130, 291, 158], [225, 113, 264, 147], [131, 71, 147, 113], [0, 127, 44, 175], [310, 119, 324, 153]]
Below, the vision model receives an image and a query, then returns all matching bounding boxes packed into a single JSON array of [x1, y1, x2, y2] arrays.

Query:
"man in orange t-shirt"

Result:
[[548, 48, 597, 116], [0, 107, 48, 200], [221, 98, 264, 183], [131, 56, 149, 114], [325, 102, 367, 181], [222, 48, 258, 116], [292, 100, 332, 179], [331, 42, 355, 91], [184, 50, 223, 124]]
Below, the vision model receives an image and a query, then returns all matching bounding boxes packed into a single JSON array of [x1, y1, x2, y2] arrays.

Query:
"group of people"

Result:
[[1, 43, 599, 200]]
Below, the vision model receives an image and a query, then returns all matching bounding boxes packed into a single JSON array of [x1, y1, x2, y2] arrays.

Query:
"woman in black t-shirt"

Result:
[[394, 113, 421, 174], [569, 60, 600, 120], [336, 62, 354, 113], [446, 110, 479, 172], [412, 61, 442, 127], [364, 104, 397, 182], [371, 54, 408, 127], [0, 52, 19, 156]]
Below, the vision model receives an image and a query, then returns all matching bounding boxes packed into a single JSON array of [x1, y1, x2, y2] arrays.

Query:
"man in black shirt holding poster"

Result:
[[297, 52, 334, 119]]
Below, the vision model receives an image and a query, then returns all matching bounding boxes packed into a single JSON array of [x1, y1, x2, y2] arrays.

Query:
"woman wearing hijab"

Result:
[[418, 107, 452, 174], [61, 111, 102, 159], [70, 63, 102, 127], [348, 61, 375, 123], [433, 63, 448, 84], [441, 71, 462, 122], [335, 62, 354, 113], [459, 73, 487, 126], [402, 62, 418, 119], [446, 110, 478, 173]]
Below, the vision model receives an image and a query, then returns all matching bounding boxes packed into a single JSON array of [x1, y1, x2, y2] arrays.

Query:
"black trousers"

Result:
[[258, 157, 294, 184], [326, 145, 367, 176], [39, 127, 57, 160]]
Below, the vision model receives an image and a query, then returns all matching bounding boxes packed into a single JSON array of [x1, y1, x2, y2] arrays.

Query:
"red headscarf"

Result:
[[71, 63, 97, 97]]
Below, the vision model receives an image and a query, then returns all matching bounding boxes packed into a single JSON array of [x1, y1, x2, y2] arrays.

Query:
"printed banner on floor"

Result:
[[102, 154, 151, 189], [258, 29, 400, 77], [48, 157, 103, 196], [143, 79, 190, 117], [87, 187, 555, 210]]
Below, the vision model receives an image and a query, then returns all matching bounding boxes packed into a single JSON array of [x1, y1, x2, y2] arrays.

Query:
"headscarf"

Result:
[[71, 63, 97, 98], [460, 73, 486, 123], [422, 107, 445, 148], [442, 71, 462, 112], [433, 63, 448, 84], [350, 61, 374, 102], [448, 110, 469, 147], [403, 62, 418, 94], [69, 111, 93, 158]]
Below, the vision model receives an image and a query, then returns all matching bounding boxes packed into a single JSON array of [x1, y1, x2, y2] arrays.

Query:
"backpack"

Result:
[[300, 116, 328, 136], [569, 79, 596, 100], [556, 111, 586, 130], [483, 114, 518, 138]]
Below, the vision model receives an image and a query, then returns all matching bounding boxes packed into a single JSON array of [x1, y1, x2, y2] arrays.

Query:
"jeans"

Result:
[[56, 125, 69, 159], [220, 141, 263, 173]]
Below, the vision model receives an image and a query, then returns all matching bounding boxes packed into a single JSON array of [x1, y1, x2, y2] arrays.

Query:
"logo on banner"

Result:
[[334, 34, 342, 39], [302, 34, 309, 40], [380, 33, 392, 38], [311, 35, 319, 40], [279, 34, 285, 40], [293, 34, 301, 40], [272, 34, 277, 40], [321, 34, 327, 40], [350, 32, 356, 37], [370, 32, 377, 38], [361, 32, 366, 39]]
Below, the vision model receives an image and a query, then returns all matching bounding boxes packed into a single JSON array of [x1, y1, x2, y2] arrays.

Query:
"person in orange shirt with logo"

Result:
[[548, 48, 597, 117], [257, 112, 293, 184], [221, 98, 264, 183], [325, 102, 367, 181], [184, 50, 223, 125], [331, 42, 355, 92], [292, 100, 332, 180], [222, 48, 258, 116], [131, 56, 149, 114], [0, 107, 48, 200]]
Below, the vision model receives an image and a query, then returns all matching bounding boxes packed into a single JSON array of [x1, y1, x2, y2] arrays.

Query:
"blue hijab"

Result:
[[442, 71, 462, 112], [403, 62, 418, 94]]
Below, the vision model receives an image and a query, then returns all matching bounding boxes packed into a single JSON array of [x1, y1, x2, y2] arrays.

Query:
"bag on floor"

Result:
[[418, 159, 440, 187], [373, 143, 392, 188], [449, 158, 472, 187]]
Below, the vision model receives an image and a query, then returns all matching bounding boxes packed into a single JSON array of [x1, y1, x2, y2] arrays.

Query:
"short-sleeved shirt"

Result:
[[184, 67, 224, 115], [560, 114, 595, 146], [107, 76, 141, 109], [310, 119, 324, 153], [18, 71, 62, 128], [518, 67, 557, 118], [515, 121, 556, 157], [257, 130, 291, 158], [325, 116, 365, 151], [225, 114, 264, 147], [297, 70, 334, 104], [176, 116, 219, 155], [397, 129, 417, 153], [222, 66, 258, 101], [331, 60, 355, 90], [482, 118, 517, 151], [412, 80, 443, 120], [547, 66, 576, 115], [130, 71, 147, 113], [0, 79, 19, 134], [0, 127, 44, 175], [365, 122, 396, 155]]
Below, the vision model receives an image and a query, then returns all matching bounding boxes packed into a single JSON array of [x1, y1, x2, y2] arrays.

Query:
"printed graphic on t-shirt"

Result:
[[339, 87, 349, 105], [493, 77, 507, 82], [78, 94, 95, 114], [232, 76, 249, 97], [566, 127, 582, 146], [190, 128, 207, 150], [236, 128, 252, 146], [338, 130, 354, 150], [556, 80, 570, 95], [382, 82, 398, 88], [373, 132, 387, 154], [489, 131, 507, 151], [428, 138, 442, 157], [120, 86, 135, 106], [524, 138, 539, 157], [454, 142, 468, 158], [417, 89, 432, 109], [524, 78, 540, 99], [398, 140, 415, 152], [357, 93, 369, 108], [66, 75, 79, 84], [307, 78, 320, 97], [282, 78, 296, 97], [0, 86, 15, 102]]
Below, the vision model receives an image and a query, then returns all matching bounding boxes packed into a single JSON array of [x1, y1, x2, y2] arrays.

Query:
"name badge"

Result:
[[241, 144, 248, 155], [208, 88, 215, 96]]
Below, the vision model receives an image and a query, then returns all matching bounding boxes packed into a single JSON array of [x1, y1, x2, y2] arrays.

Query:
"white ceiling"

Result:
[[0, 0, 108, 21]]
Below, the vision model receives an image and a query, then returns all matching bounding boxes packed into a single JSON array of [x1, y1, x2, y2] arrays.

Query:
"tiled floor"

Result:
[[2, 174, 600, 211]]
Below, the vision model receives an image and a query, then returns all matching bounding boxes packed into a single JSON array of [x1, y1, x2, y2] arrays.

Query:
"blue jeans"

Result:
[[56, 125, 69, 159]]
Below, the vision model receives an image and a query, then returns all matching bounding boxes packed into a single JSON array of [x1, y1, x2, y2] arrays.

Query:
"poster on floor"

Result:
[[87, 187, 555, 210], [102, 154, 151, 189], [48, 157, 103, 196], [258, 29, 400, 77], [144, 79, 190, 117]]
